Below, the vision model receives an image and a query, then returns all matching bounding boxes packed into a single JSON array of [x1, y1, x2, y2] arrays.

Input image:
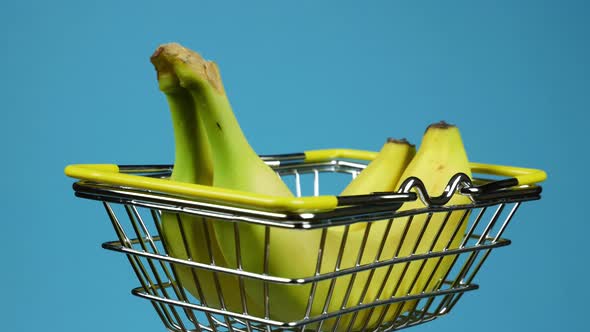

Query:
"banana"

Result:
[[150, 46, 249, 314], [341, 138, 415, 197], [316, 138, 415, 329], [359, 121, 472, 329], [154, 43, 470, 331], [157, 43, 307, 319]]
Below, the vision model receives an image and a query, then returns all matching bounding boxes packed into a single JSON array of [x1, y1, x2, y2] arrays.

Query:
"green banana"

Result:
[[150, 45, 249, 314], [363, 121, 472, 328], [157, 43, 305, 319]]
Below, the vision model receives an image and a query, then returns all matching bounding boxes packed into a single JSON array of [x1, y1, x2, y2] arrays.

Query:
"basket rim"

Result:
[[64, 148, 546, 214]]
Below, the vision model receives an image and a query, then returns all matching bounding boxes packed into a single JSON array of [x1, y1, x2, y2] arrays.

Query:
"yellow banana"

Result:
[[154, 43, 470, 331], [341, 138, 415, 197], [315, 138, 415, 329], [363, 121, 472, 328], [150, 45, 249, 314]]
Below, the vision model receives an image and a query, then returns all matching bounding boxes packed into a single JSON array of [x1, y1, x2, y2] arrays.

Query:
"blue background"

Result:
[[1, 0, 586, 331]]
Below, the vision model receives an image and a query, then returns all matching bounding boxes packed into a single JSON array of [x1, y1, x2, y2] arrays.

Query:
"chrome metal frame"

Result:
[[70, 155, 542, 332]]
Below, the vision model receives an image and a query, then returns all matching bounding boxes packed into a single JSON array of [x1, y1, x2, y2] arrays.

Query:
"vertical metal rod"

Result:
[[386, 212, 434, 299], [475, 204, 506, 246], [332, 222, 373, 331], [294, 170, 302, 197], [314, 170, 320, 196], [316, 225, 351, 332], [420, 209, 468, 294], [410, 209, 470, 320], [131, 207, 200, 332], [130, 206, 185, 301], [301, 228, 328, 332], [432, 290, 456, 317], [104, 202, 132, 248], [446, 203, 520, 312], [148, 210, 187, 297], [492, 202, 521, 242], [126, 205, 173, 299], [359, 215, 415, 331], [444, 209, 471, 251], [400, 211, 452, 303], [348, 218, 395, 331], [433, 207, 484, 314], [413, 279, 442, 324], [436, 204, 507, 315], [431, 259, 465, 315], [400, 209, 465, 317], [460, 207, 487, 248], [370, 213, 434, 330], [447, 252, 491, 312], [233, 223, 253, 332], [202, 218, 234, 332], [128, 207, 190, 331], [263, 226, 272, 332], [175, 214, 217, 331], [345, 218, 395, 331], [456, 204, 506, 286], [375, 219, 397, 262], [103, 203, 177, 331], [450, 207, 491, 286], [209, 315, 244, 332], [373, 301, 406, 332], [151, 210, 202, 331], [382, 212, 438, 324]]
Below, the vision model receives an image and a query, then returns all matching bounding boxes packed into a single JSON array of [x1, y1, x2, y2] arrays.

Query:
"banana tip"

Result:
[[426, 121, 456, 131], [386, 137, 415, 147]]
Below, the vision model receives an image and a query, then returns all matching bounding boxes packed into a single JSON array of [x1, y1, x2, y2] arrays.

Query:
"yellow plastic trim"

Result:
[[304, 150, 546, 186], [304, 149, 378, 163], [65, 149, 546, 213], [469, 162, 547, 186], [64, 164, 337, 212]]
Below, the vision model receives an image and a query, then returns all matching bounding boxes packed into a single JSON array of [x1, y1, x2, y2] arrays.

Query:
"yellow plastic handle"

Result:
[[65, 149, 546, 212], [304, 149, 378, 163], [469, 162, 547, 187], [64, 164, 337, 212], [304, 149, 546, 187]]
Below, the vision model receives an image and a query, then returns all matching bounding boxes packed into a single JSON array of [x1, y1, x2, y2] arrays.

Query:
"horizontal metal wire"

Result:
[[130, 281, 478, 328], [101, 234, 510, 284]]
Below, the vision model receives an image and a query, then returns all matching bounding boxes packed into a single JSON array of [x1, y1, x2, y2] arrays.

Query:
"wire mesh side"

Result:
[[99, 196, 521, 332], [92, 163, 533, 332]]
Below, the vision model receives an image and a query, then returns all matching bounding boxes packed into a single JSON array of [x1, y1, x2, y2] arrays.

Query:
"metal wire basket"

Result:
[[65, 149, 545, 332]]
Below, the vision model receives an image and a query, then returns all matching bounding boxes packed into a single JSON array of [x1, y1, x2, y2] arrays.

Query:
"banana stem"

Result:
[[151, 49, 214, 185]]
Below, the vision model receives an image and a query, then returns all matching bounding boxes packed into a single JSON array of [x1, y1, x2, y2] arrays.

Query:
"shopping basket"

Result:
[[65, 148, 546, 332]]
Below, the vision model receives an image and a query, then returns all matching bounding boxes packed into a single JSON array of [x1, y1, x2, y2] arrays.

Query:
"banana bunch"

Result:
[[151, 43, 472, 331]]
